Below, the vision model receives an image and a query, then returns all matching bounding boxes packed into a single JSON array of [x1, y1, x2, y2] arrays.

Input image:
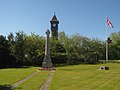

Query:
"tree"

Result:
[[0, 35, 16, 68], [1, 30, 111, 67], [50, 38, 67, 64], [24, 33, 45, 66], [109, 32, 120, 59], [13, 31, 26, 66]]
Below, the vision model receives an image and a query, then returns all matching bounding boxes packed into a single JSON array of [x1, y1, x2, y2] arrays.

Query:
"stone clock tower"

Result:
[[50, 14, 59, 39]]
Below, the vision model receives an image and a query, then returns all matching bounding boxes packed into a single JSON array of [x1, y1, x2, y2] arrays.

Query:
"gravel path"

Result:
[[39, 70, 55, 90]]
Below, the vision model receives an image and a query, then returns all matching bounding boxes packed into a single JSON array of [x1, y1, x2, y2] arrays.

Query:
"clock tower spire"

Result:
[[50, 13, 59, 39]]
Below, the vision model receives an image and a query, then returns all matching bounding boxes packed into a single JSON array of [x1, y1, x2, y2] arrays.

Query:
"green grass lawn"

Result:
[[49, 63, 120, 90], [0, 63, 120, 90], [0, 67, 38, 89], [14, 71, 50, 90]]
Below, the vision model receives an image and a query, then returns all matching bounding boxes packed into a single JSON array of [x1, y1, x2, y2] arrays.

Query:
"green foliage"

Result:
[[50, 38, 67, 64], [60, 33, 101, 64], [0, 35, 9, 48], [7, 31, 45, 66], [2, 30, 120, 67], [109, 31, 120, 59], [14, 31, 26, 65], [0, 35, 16, 68], [23, 33, 45, 66]]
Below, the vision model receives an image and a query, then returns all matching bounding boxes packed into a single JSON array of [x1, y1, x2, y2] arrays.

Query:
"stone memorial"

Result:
[[42, 29, 52, 68]]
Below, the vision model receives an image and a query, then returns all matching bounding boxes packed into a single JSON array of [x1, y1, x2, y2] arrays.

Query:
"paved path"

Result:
[[11, 71, 38, 89], [39, 70, 55, 90]]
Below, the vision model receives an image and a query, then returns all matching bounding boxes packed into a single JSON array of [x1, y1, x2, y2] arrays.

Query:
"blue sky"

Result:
[[0, 0, 120, 40]]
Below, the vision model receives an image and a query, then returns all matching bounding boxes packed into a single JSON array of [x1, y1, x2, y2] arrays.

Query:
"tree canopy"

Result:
[[0, 30, 120, 68]]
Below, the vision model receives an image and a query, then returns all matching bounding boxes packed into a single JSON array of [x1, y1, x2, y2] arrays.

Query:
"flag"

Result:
[[106, 17, 113, 28]]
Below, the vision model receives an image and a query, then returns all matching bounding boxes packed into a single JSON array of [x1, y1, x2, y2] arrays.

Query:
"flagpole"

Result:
[[106, 19, 108, 62]]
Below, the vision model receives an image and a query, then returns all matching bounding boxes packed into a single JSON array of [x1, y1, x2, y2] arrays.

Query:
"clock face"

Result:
[[53, 23, 56, 27]]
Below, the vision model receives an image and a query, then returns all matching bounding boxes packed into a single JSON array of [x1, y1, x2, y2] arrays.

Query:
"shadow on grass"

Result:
[[0, 66, 30, 69], [0, 84, 12, 90], [0, 85, 22, 90]]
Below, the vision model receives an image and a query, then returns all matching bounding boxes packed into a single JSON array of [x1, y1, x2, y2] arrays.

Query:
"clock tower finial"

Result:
[[50, 14, 59, 39]]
